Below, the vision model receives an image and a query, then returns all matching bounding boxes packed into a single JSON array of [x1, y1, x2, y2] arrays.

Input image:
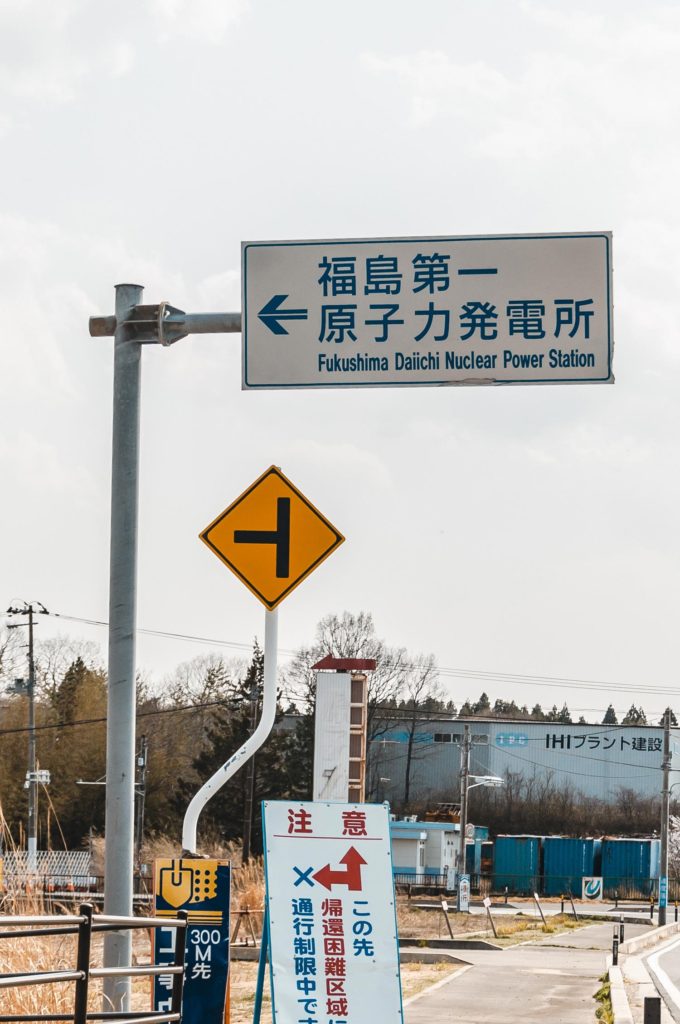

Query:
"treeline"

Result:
[[455, 693, 664, 727], [0, 612, 444, 854], [422, 773, 667, 838], [0, 643, 311, 853], [0, 612, 674, 854]]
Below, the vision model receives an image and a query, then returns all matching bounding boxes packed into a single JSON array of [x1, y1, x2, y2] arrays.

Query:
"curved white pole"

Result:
[[182, 609, 278, 854]]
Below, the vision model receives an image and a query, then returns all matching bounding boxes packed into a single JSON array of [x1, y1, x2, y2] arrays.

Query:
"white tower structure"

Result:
[[312, 656, 374, 803]]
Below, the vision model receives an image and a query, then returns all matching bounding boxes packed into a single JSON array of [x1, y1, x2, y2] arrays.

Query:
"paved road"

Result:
[[646, 936, 680, 1023], [406, 922, 649, 1023]]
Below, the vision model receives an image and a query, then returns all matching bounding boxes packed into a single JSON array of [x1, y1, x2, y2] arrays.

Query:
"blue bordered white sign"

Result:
[[242, 233, 613, 389]]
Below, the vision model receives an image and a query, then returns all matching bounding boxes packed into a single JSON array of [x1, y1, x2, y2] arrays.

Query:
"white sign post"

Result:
[[242, 233, 613, 389], [261, 800, 403, 1024]]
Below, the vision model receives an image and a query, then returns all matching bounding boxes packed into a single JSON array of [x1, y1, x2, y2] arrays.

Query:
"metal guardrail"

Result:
[[0, 903, 188, 1024]]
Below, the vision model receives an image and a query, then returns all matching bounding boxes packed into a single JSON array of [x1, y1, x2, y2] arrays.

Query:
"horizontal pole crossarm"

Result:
[[89, 305, 241, 345]]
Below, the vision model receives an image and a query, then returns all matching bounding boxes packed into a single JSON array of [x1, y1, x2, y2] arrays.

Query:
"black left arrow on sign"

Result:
[[258, 295, 309, 335], [234, 497, 291, 577]]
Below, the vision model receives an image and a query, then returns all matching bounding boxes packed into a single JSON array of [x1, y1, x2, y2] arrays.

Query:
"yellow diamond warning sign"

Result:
[[200, 466, 344, 610]]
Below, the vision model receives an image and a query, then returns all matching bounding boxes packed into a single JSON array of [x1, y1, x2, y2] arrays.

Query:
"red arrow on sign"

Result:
[[313, 846, 367, 891]]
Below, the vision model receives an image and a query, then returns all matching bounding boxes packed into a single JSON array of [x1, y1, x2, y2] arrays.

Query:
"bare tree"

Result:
[[34, 634, 102, 702], [284, 612, 409, 727], [398, 654, 442, 807], [0, 624, 24, 686]]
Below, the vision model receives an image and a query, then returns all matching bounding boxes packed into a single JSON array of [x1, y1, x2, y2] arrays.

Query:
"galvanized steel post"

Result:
[[659, 708, 671, 926], [89, 289, 242, 1009], [457, 723, 470, 911], [103, 282, 143, 1010]]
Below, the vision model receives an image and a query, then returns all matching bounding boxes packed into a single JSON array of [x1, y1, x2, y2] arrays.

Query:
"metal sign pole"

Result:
[[103, 283, 143, 1011], [182, 608, 278, 855], [89, 290, 241, 1008]]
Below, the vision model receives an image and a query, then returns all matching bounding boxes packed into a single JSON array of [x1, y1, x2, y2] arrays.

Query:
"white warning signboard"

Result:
[[262, 800, 403, 1024], [242, 232, 614, 389]]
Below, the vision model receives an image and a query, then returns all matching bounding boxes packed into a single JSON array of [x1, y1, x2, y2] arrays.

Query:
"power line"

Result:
[[48, 610, 680, 699], [51, 612, 297, 657], [0, 698, 232, 737]]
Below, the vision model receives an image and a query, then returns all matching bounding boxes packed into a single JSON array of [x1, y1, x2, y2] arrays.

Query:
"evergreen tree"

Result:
[[622, 704, 647, 726], [53, 656, 88, 723], [660, 707, 678, 727], [473, 692, 491, 714], [602, 704, 618, 725]]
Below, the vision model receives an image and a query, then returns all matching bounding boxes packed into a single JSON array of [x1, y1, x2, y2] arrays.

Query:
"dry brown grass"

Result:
[[0, 931, 77, 1017], [493, 912, 586, 944]]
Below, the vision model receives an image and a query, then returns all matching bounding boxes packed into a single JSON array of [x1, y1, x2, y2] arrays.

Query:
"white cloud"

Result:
[[150, 0, 249, 43], [196, 269, 241, 310], [0, 1, 135, 114], [284, 439, 393, 492], [0, 431, 94, 499], [361, 8, 680, 174]]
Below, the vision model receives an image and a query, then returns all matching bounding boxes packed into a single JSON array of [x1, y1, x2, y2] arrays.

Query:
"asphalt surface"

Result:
[[646, 936, 680, 1023], [405, 921, 650, 1023]]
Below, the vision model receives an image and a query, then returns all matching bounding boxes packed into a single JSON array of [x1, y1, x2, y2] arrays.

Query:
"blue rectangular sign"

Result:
[[153, 859, 230, 1024]]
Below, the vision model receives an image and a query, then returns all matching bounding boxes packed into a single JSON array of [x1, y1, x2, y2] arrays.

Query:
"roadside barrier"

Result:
[[0, 902, 188, 1024]]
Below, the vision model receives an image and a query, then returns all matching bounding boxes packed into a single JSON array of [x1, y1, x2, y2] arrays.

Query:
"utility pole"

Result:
[[457, 723, 471, 911], [26, 604, 37, 873], [134, 734, 148, 874], [89, 290, 240, 1010], [6, 601, 47, 874], [659, 708, 671, 925]]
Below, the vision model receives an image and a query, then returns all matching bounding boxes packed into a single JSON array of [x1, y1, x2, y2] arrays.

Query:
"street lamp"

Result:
[[458, 774, 504, 897], [468, 775, 505, 790], [457, 724, 504, 911]]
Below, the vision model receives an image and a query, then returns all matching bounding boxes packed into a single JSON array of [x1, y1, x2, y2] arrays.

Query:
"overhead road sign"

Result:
[[200, 465, 344, 610], [242, 232, 614, 389]]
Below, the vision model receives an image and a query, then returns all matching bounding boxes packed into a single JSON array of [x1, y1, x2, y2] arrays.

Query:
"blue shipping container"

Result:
[[466, 839, 482, 877], [493, 835, 541, 894], [601, 839, 661, 898], [542, 837, 596, 896]]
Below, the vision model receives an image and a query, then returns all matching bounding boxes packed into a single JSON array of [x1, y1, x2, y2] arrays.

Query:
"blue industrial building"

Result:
[[370, 718, 676, 805]]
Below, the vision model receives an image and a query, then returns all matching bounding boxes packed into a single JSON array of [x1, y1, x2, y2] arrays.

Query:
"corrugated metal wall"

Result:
[[368, 719, 675, 804]]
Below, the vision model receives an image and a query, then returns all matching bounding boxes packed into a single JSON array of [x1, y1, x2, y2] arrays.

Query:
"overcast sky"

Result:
[[2, 0, 680, 721]]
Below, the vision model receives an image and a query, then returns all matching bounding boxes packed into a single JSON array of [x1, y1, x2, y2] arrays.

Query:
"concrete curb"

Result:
[[402, 964, 473, 1006], [620, 921, 680, 956], [609, 965, 634, 1024], [607, 927, 680, 1023], [399, 950, 470, 964]]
